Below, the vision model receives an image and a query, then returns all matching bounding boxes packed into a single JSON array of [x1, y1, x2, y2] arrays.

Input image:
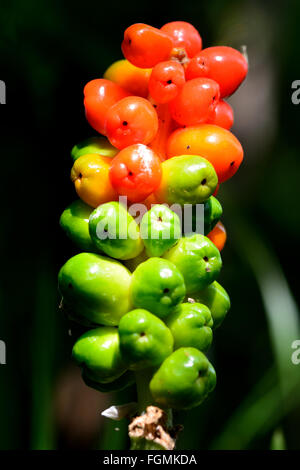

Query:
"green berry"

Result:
[[72, 327, 127, 383], [71, 136, 118, 161], [119, 309, 173, 370], [163, 234, 222, 294], [131, 258, 186, 319], [190, 281, 230, 328], [60, 199, 95, 252], [140, 204, 181, 257], [58, 253, 132, 326], [150, 347, 216, 410], [166, 302, 213, 351], [89, 201, 144, 260]]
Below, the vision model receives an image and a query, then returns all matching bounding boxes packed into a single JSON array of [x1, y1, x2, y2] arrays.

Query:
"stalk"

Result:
[[135, 368, 155, 414], [129, 368, 175, 450]]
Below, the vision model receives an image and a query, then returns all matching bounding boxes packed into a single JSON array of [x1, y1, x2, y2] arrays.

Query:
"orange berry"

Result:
[[207, 221, 227, 252], [71, 154, 118, 208], [103, 60, 151, 98], [167, 124, 243, 183]]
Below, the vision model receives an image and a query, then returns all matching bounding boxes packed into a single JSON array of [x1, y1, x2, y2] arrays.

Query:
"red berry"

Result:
[[161, 21, 202, 58], [105, 96, 158, 150], [149, 61, 185, 104], [185, 46, 248, 97], [207, 99, 234, 130], [109, 144, 162, 202], [83, 79, 129, 135], [122, 23, 173, 68], [169, 78, 220, 126]]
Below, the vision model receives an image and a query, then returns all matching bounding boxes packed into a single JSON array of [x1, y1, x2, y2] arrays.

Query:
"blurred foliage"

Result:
[[0, 0, 300, 450]]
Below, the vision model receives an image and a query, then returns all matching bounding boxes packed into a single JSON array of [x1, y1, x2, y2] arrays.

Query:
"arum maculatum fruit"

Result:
[[166, 302, 213, 351], [60, 199, 95, 252], [130, 257, 186, 319], [150, 347, 217, 409], [58, 252, 132, 326], [59, 18, 248, 450], [163, 233, 222, 293], [89, 201, 144, 260], [119, 309, 174, 370]]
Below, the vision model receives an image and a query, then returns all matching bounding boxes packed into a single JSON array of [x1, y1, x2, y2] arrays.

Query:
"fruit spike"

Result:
[[61, 19, 249, 450]]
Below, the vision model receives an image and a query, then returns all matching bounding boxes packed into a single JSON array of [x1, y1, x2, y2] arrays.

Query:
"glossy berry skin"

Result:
[[71, 136, 118, 161], [161, 21, 202, 58], [154, 155, 218, 206], [163, 234, 222, 294], [207, 221, 227, 252], [71, 154, 118, 208], [207, 99, 234, 130], [167, 124, 244, 183], [204, 196, 223, 235], [58, 253, 132, 326], [166, 302, 213, 351], [140, 204, 181, 257], [183, 195, 223, 237], [83, 79, 129, 135], [130, 257, 186, 319], [169, 78, 220, 126], [119, 309, 174, 370], [109, 144, 162, 202], [89, 201, 144, 260], [149, 61, 185, 104], [60, 199, 95, 252], [150, 347, 216, 410], [190, 280, 230, 328], [185, 46, 248, 98], [105, 97, 158, 149], [72, 327, 127, 383], [122, 23, 173, 68], [104, 59, 151, 98]]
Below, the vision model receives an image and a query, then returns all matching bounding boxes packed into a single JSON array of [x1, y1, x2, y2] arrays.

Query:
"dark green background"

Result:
[[0, 0, 300, 450]]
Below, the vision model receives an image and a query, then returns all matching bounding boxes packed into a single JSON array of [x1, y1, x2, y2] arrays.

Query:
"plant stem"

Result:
[[135, 368, 155, 414], [129, 369, 175, 450]]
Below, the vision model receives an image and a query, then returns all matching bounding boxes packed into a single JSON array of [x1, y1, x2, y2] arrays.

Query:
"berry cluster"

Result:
[[59, 21, 247, 445]]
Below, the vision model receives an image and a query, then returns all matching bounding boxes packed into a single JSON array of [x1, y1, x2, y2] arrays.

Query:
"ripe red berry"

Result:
[[122, 23, 173, 68], [105, 96, 158, 150], [207, 99, 234, 130], [161, 21, 202, 58], [169, 78, 220, 126], [185, 46, 248, 97], [83, 79, 129, 135], [109, 144, 162, 202], [149, 61, 185, 104]]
